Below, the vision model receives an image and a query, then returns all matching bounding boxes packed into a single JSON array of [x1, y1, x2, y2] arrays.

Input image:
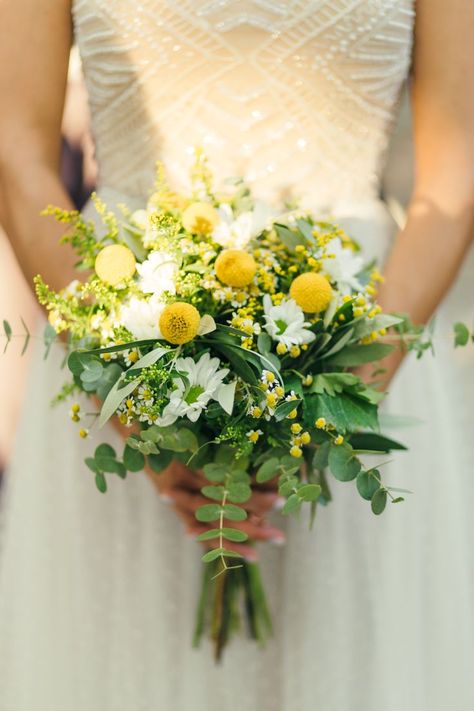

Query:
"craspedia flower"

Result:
[[95, 244, 136, 286], [215, 249, 257, 287], [289, 272, 333, 313], [182, 202, 219, 235], [159, 302, 200, 345]]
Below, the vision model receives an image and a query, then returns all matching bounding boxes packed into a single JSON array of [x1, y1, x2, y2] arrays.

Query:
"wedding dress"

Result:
[[1, 2, 473, 710]]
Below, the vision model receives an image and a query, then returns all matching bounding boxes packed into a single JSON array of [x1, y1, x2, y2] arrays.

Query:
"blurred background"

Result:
[[0, 48, 413, 477]]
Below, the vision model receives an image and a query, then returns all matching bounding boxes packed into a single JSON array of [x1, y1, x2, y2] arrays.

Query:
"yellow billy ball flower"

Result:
[[95, 244, 136, 286], [289, 272, 333, 313], [290, 445, 303, 458], [215, 249, 257, 287], [159, 302, 200, 345], [181, 202, 219, 235]]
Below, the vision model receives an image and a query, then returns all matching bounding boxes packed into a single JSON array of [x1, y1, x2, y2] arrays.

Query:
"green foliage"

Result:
[[371, 488, 387, 515], [325, 342, 393, 367], [454, 322, 472, 347], [328, 443, 361, 482]]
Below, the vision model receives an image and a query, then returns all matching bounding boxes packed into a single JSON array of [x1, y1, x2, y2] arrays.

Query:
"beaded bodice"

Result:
[[72, 0, 414, 211]]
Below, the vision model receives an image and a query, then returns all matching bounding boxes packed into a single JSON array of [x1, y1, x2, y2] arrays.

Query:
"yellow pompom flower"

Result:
[[95, 244, 136, 286], [159, 302, 200, 345], [289, 272, 333, 313], [182, 202, 219, 235], [215, 249, 257, 288]]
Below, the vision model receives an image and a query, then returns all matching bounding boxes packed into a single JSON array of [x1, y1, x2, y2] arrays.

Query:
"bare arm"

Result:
[[0, 0, 78, 292], [377, 0, 474, 384]]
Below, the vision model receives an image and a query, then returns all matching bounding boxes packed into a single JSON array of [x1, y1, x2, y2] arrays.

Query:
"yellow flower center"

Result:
[[215, 249, 257, 287], [181, 202, 219, 235], [159, 302, 201, 345], [289, 272, 333, 313], [95, 244, 136, 286]]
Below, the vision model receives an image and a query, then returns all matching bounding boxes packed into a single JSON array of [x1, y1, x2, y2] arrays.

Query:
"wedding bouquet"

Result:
[[18, 155, 422, 658]]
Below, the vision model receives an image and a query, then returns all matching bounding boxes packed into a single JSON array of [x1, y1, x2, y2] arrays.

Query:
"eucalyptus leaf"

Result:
[[297, 484, 322, 502], [222, 504, 247, 521], [282, 493, 302, 515], [454, 322, 470, 348], [201, 548, 225, 563], [221, 527, 248, 543], [203, 463, 227, 483], [147, 450, 173, 472], [256, 457, 279, 483], [196, 504, 222, 522], [95, 471, 107, 493], [196, 529, 221, 542], [227, 482, 252, 504], [201, 485, 225, 501], [123, 445, 145, 472], [356, 469, 381, 500], [328, 443, 361, 482], [371, 488, 387, 515]]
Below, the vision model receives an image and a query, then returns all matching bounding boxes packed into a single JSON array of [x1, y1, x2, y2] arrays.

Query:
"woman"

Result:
[[0, 2, 473, 710]]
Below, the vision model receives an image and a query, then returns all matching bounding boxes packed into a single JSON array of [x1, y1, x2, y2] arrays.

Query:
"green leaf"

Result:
[[304, 392, 378, 433], [326, 342, 394, 367], [257, 333, 272, 355], [310, 372, 360, 396], [279, 476, 298, 497], [201, 548, 225, 563], [352, 314, 402, 340], [282, 493, 302, 515], [43, 323, 57, 359], [274, 223, 302, 251], [196, 529, 221, 542], [95, 471, 107, 493], [371, 488, 387, 515], [350, 432, 407, 452], [96, 363, 123, 401], [391, 496, 405, 504], [196, 504, 222, 522], [256, 457, 279, 483], [217, 381, 237, 415], [212, 344, 259, 384], [160, 427, 199, 453], [68, 351, 85, 376], [227, 482, 252, 504], [274, 399, 301, 422], [99, 376, 141, 428], [95, 443, 116, 461], [221, 527, 248, 543], [201, 485, 225, 501], [85, 457, 101, 475], [328, 443, 361, 482], [313, 441, 330, 470], [356, 469, 381, 500], [203, 463, 227, 483], [3, 320, 12, 351], [147, 450, 173, 473], [123, 445, 145, 472], [127, 346, 169, 373], [319, 328, 354, 359], [222, 504, 247, 522], [297, 484, 321, 502], [454, 322, 470, 348]]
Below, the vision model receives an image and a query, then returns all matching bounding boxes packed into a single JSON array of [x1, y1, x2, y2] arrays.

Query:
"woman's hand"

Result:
[[146, 459, 285, 561]]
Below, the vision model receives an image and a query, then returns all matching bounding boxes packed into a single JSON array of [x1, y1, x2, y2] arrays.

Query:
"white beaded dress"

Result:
[[1, 2, 474, 710]]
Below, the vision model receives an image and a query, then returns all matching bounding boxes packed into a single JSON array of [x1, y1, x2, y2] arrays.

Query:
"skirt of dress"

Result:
[[1, 238, 473, 711]]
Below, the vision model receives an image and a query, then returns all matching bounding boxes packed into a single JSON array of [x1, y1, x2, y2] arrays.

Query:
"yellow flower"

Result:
[[159, 302, 200, 345], [334, 435, 344, 446], [302, 374, 313, 387], [290, 345, 301, 358], [290, 445, 303, 458], [291, 423, 303, 434], [181, 201, 219, 235], [79, 428, 89, 439], [300, 432, 311, 445], [315, 417, 327, 429], [71, 403, 80, 414], [276, 342, 287, 355], [287, 408, 298, 420], [289, 272, 333, 313], [247, 429, 263, 443], [215, 249, 257, 287], [250, 406, 263, 418], [95, 244, 136, 286]]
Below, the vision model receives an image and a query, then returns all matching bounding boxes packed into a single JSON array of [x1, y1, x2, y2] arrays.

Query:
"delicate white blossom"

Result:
[[136, 251, 179, 296], [119, 296, 165, 340], [157, 353, 229, 426], [212, 201, 274, 249], [262, 294, 315, 348], [320, 238, 363, 294]]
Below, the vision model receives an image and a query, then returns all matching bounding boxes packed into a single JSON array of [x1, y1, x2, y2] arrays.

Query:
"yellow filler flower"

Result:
[[95, 244, 136, 286], [182, 202, 219, 235], [215, 249, 257, 287], [290, 272, 333, 313], [159, 302, 201, 345]]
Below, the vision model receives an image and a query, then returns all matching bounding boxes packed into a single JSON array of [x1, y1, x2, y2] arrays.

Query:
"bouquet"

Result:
[[11, 155, 426, 659]]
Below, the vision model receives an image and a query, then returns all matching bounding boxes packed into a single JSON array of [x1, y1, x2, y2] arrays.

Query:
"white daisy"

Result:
[[157, 353, 229, 426], [262, 294, 316, 348]]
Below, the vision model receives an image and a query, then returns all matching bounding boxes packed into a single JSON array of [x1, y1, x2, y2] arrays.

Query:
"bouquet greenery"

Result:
[[11, 155, 425, 659]]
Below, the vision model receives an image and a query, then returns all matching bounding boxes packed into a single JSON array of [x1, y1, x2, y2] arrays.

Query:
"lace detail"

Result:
[[73, 0, 414, 208]]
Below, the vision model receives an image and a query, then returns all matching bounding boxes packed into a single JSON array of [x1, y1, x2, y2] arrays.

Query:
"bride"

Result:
[[1, 1, 473, 709]]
